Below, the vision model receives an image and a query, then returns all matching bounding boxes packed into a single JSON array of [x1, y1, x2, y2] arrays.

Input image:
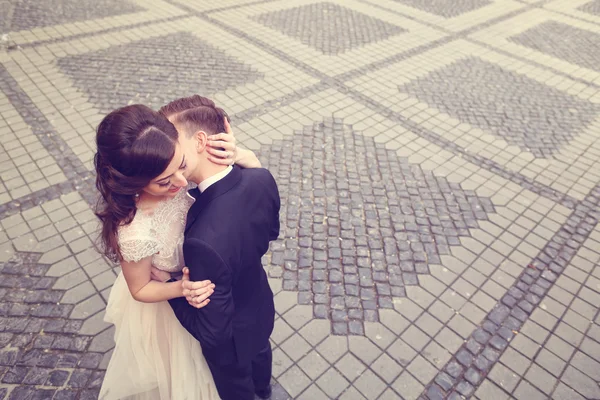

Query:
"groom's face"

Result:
[[174, 124, 201, 179]]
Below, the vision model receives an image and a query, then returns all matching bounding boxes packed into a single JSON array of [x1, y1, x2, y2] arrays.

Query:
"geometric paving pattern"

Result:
[[510, 21, 600, 73], [1, 0, 600, 399], [8, 0, 143, 31], [252, 3, 407, 55], [57, 32, 265, 113], [578, 0, 600, 16], [392, 0, 492, 18], [258, 119, 495, 335], [399, 57, 600, 158]]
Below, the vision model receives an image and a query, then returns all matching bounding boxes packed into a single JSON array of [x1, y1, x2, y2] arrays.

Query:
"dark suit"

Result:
[[169, 166, 280, 400]]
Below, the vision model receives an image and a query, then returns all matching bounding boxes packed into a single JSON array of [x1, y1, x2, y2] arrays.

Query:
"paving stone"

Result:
[[407, 355, 437, 385], [316, 336, 348, 364], [335, 353, 366, 382], [551, 382, 586, 400], [561, 365, 600, 399], [388, 338, 418, 367], [474, 379, 509, 400], [78, 310, 111, 335], [393, 371, 424, 400], [88, 326, 114, 353], [513, 380, 546, 400], [370, 353, 402, 384], [316, 368, 349, 399], [281, 334, 312, 362], [488, 363, 520, 393], [69, 295, 104, 319], [297, 384, 328, 400]]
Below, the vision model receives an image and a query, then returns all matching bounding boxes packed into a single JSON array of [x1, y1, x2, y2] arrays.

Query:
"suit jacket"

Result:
[[169, 166, 280, 366]]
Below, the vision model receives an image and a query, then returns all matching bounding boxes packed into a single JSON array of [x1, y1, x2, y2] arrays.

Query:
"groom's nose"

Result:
[[172, 172, 188, 187]]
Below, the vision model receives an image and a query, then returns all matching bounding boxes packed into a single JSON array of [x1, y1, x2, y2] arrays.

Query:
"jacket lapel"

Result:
[[185, 166, 243, 233]]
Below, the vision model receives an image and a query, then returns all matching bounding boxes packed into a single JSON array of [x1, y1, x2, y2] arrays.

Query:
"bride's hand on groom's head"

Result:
[[206, 117, 237, 166], [182, 267, 215, 309]]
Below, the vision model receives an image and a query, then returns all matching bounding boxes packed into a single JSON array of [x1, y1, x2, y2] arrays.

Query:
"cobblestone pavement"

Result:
[[1, 0, 600, 399]]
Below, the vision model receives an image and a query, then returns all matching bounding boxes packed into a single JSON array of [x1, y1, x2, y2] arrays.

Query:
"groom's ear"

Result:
[[194, 130, 208, 153]]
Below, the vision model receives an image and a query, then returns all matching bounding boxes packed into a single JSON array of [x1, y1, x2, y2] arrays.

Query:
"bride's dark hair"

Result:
[[94, 104, 179, 261]]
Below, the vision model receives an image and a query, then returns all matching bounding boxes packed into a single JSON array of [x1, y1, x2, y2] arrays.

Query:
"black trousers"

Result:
[[206, 343, 272, 400]]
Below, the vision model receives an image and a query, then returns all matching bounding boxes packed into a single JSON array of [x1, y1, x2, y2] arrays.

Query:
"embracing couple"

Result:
[[95, 95, 280, 400]]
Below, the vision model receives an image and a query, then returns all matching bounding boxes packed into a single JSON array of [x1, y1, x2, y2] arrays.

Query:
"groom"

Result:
[[163, 96, 280, 400]]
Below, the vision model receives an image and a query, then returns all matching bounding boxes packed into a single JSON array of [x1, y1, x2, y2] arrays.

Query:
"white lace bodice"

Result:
[[118, 186, 196, 272]]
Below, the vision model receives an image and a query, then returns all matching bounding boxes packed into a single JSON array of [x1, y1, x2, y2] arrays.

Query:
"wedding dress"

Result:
[[99, 187, 219, 400]]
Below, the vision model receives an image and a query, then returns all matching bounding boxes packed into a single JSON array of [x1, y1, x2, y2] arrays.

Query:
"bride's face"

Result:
[[141, 143, 189, 198]]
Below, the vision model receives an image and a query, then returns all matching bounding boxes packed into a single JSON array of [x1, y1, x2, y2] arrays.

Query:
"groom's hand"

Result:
[[182, 267, 215, 309]]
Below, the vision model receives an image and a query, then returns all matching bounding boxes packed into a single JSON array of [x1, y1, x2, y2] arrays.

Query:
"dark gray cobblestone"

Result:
[[7, 0, 142, 32], [0, 252, 106, 398], [510, 21, 600, 73], [57, 32, 264, 114], [258, 118, 495, 332], [578, 0, 600, 16], [252, 2, 406, 55], [399, 57, 600, 158]]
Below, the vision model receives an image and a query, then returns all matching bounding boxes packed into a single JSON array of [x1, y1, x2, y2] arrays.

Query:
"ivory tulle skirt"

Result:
[[99, 273, 220, 400]]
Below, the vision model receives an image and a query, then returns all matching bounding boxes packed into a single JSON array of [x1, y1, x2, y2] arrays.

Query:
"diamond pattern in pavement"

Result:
[[1, 0, 600, 399], [258, 119, 495, 334], [252, 2, 406, 55], [9, 0, 143, 31], [57, 32, 264, 113], [399, 57, 600, 158], [510, 21, 600, 73]]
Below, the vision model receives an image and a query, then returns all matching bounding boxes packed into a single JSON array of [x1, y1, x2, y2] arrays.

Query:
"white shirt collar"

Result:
[[198, 166, 233, 193]]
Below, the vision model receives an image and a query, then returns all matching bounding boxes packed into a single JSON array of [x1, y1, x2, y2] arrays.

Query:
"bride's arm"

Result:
[[120, 257, 214, 303]]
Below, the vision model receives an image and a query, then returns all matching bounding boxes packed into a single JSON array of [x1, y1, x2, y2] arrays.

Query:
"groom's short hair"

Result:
[[159, 95, 228, 138]]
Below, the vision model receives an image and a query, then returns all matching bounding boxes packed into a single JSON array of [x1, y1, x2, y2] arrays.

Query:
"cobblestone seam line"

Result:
[[0, 65, 95, 218], [351, 0, 600, 89], [420, 184, 600, 399], [7, 14, 189, 51]]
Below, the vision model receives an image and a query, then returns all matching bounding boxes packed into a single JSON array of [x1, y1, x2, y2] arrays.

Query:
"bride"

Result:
[[94, 100, 261, 399]]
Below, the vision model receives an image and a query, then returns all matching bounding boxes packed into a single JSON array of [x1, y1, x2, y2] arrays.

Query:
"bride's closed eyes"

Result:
[[156, 156, 187, 187]]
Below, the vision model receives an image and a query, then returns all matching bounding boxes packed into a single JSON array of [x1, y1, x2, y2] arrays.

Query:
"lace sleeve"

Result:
[[119, 239, 160, 263], [118, 214, 160, 263]]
